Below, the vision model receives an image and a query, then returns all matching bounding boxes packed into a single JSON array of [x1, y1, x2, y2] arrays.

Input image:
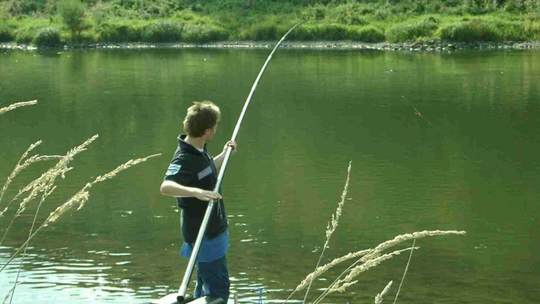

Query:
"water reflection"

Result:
[[1, 48, 539, 304]]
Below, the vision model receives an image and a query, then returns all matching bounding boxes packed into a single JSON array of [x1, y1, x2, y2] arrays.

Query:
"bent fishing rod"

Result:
[[176, 24, 299, 303]]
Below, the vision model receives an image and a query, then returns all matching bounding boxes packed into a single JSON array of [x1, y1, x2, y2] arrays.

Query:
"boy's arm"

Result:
[[213, 140, 237, 172], [160, 180, 221, 201]]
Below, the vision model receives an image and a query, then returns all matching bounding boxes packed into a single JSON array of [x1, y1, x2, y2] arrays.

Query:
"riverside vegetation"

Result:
[[0, 0, 539, 48]]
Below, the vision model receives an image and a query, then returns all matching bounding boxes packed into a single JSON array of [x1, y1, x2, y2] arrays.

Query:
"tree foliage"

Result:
[[58, 0, 87, 39]]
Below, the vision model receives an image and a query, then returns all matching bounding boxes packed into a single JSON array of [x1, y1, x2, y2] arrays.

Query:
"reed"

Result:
[[309, 230, 465, 303], [14, 135, 98, 215], [3, 184, 56, 304], [0, 140, 61, 216], [313, 247, 419, 303], [337, 248, 417, 291], [285, 160, 467, 304], [360, 230, 466, 263], [0, 153, 161, 273], [0, 135, 98, 246], [375, 281, 393, 304], [290, 248, 371, 294], [300, 160, 352, 303], [0, 100, 37, 115], [392, 238, 416, 304]]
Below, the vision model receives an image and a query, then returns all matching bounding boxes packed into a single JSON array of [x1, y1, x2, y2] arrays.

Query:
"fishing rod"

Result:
[[176, 24, 299, 304]]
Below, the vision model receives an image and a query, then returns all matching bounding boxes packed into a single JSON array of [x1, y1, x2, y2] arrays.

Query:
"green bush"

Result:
[[0, 23, 15, 42], [290, 23, 380, 41], [142, 20, 182, 42], [241, 22, 283, 40], [438, 18, 528, 42], [301, 4, 326, 21], [33, 27, 63, 47], [330, 3, 369, 25], [504, 0, 527, 13], [97, 21, 142, 42], [386, 17, 439, 42], [439, 19, 501, 42], [497, 20, 527, 40], [525, 19, 540, 40], [182, 24, 228, 43], [463, 0, 490, 15], [315, 24, 351, 40], [58, 0, 87, 38], [14, 27, 37, 44], [350, 25, 385, 42], [76, 31, 98, 44]]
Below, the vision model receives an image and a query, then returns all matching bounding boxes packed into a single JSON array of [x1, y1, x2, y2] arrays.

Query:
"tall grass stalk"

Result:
[[392, 238, 416, 304], [0, 100, 38, 115], [288, 230, 464, 303], [0, 140, 61, 216], [0, 153, 160, 273], [295, 161, 351, 303], [313, 247, 419, 304], [0, 135, 99, 246], [360, 230, 465, 263], [14, 135, 98, 216], [0, 140, 41, 206], [4, 185, 56, 304], [375, 281, 393, 304], [290, 248, 371, 294]]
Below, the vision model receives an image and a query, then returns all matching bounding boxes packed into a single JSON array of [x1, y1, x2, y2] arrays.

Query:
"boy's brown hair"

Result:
[[183, 101, 221, 137]]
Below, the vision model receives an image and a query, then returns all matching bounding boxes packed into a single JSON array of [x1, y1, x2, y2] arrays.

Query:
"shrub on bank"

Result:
[[141, 20, 182, 42], [289, 24, 348, 41], [97, 21, 142, 42], [74, 31, 98, 44], [439, 18, 527, 42], [182, 24, 228, 43], [290, 23, 383, 41], [386, 17, 439, 42], [240, 20, 288, 41], [33, 27, 63, 47], [58, 0, 87, 38], [0, 23, 15, 42], [524, 20, 540, 40], [350, 25, 385, 42], [439, 19, 499, 42], [329, 2, 369, 25], [14, 26, 37, 44]]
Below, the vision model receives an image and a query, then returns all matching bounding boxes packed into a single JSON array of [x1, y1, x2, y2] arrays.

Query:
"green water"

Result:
[[0, 48, 539, 303]]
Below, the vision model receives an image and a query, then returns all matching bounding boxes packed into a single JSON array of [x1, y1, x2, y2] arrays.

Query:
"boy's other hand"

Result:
[[193, 188, 222, 201]]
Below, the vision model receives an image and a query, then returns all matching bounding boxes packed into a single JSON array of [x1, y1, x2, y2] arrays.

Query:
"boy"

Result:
[[160, 101, 237, 302]]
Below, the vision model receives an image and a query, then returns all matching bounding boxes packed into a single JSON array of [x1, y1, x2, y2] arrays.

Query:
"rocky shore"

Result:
[[1, 40, 540, 52]]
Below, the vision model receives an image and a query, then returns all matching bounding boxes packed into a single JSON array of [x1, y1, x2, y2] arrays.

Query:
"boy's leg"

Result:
[[196, 256, 230, 301], [194, 269, 204, 298]]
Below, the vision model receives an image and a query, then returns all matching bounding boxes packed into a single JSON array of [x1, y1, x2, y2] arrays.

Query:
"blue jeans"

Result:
[[194, 255, 230, 301]]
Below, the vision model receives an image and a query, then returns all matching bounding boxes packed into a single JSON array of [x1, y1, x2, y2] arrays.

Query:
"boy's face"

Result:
[[204, 124, 218, 141]]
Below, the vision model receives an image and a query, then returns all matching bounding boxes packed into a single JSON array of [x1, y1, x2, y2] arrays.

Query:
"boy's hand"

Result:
[[192, 188, 222, 201], [223, 140, 238, 154]]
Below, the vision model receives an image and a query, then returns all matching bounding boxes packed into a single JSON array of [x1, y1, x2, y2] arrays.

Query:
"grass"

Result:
[[0, 1, 539, 47], [0, 100, 38, 115], [0, 99, 161, 303], [285, 161, 467, 304], [386, 16, 440, 42]]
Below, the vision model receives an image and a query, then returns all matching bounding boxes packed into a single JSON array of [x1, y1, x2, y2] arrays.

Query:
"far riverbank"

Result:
[[2, 40, 540, 52]]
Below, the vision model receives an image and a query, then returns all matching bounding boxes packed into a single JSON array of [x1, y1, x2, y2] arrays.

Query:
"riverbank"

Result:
[[2, 40, 540, 52], [1, 1, 540, 48]]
